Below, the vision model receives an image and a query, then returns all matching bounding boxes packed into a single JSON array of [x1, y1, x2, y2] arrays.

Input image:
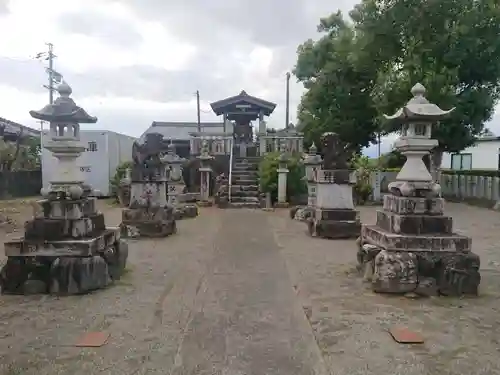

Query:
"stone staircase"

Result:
[[227, 156, 260, 208]]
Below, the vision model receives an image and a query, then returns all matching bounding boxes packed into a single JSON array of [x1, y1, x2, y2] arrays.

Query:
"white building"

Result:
[[441, 136, 500, 170], [42, 130, 136, 196]]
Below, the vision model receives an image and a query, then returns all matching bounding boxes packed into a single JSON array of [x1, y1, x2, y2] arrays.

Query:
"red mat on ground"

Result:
[[388, 327, 424, 344], [74, 332, 110, 347]]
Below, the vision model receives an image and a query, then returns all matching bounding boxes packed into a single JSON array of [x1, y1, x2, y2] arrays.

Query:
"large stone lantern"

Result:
[[30, 82, 98, 199], [0, 82, 128, 295], [386, 83, 455, 198]]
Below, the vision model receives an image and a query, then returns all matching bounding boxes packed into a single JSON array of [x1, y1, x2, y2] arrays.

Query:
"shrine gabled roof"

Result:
[[210, 90, 277, 116]]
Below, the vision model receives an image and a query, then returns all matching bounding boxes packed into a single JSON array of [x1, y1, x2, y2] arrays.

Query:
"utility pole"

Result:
[[36, 43, 61, 105], [196, 90, 201, 132], [285, 72, 291, 128]]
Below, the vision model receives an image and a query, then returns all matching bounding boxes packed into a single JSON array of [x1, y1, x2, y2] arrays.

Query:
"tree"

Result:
[[295, 0, 500, 169], [350, 0, 500, 167], [294, 12, 381, 155]]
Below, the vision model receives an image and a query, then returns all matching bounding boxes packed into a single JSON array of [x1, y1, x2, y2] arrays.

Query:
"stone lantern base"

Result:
[[307, 208, 361, 239], [0, 197, 128, 295], [357, 195, 481, 297]]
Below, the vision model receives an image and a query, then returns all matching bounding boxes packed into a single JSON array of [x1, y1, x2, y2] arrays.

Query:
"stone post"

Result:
[[358, 83, 480, 297], [275, 143, 289, 208], [198, 140, 214, 207]]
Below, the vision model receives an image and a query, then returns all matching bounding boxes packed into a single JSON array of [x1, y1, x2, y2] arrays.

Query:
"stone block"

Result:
[[173, 204, 199, 219], [376, 210, 453, 235], [372, 250, 418, 293], [361, 225, 471, 252], [121, 206, 174, 224], [308, 219, 361, 239], [24, 213, 106, 241], [383, 195, 444, 215], [49, 256, 111, 295], [4, 228, 120, 257], [315, 208, 358, 221], [121, 221, 176, 238], [40, 197, 98, 220]]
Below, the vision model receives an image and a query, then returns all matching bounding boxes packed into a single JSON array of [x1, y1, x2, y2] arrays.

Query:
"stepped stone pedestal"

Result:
[[357, 83, 480, 297], [120, 133, 176, 238], [307, 170, 360, 239], [0, 82, 127, 295], [197, 140, 214, 207], [307, 133, 360, 239]]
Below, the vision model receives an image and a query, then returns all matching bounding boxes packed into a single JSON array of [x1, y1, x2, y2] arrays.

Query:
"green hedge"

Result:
[[258, 152, 307, 202]]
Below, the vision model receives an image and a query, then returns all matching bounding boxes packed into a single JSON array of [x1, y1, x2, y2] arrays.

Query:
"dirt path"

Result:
[[269, 202, 500, 375], [1, 202, 500, 374], [0, 206, 326, 375]]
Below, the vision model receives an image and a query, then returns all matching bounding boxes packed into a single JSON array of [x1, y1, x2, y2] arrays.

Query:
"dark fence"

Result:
[[0, 170, 42, 199]]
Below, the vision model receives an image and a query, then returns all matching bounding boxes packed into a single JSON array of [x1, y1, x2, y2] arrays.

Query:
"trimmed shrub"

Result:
[[258, 152, 307, 203]]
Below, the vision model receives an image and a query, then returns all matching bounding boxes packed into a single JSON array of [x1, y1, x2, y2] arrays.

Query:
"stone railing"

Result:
[[258, 135, 303, 155], [189, 132, 233, 156]]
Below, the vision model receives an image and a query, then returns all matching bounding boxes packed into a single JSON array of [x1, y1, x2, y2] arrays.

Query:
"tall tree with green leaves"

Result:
[[352, 0, 500, 166], [295, 0, 500, 166], [294, 12, 381, 155]]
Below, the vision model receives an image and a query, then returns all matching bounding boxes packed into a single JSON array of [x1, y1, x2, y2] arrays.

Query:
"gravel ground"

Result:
[[270, 202, 500, 375], [0, 200, 499, 375]]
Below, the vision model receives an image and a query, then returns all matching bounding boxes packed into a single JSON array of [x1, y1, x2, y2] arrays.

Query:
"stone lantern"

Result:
[[163, 142, 198, 219], [197, 139, 214, 206], [32, 82, 98, 199], [303, 142, 322, 207], [358, 83, 480, 297], [386, 83, 454, 197], [275, 142, 289, 208], [0, 82, 128, 295]]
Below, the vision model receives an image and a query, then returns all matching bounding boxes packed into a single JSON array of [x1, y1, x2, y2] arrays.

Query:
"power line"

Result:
[[196, 90, 201, 132]]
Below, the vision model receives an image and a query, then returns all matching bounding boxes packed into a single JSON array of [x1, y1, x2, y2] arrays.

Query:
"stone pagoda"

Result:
[[0, 82, 128, 295], [120, 133, 176, 238], [307, 132, 360, 239], [358, 83, 481, 297], [163, 142, 198, 219]]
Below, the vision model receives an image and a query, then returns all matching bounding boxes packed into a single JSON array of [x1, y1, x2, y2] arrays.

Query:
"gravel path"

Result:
[[1, 202, 500, 375], [269, 202, 500, 375]]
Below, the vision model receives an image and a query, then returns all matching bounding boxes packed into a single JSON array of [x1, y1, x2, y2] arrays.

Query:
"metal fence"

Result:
[[0, 170, 42, 199]]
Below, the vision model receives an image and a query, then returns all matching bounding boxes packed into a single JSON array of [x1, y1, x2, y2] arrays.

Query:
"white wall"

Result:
[[441, 140, 500, 170]]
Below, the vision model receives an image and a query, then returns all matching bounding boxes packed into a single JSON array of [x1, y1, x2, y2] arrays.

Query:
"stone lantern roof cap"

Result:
[[383, 83, 455, 122], [29, 81, 98, 123]]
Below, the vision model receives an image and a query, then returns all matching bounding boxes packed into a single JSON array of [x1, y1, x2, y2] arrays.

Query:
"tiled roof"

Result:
[[140, 121, 225, 142], [0, 117, 40, 137]]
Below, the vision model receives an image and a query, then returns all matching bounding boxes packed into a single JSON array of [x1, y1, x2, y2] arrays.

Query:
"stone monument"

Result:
[[0, 82, 128, 295], [291, 142, 321, 221], [357, 83, 480, 297], [197, 140, 214, 207], [163, 142, 198, 219], [275, 142, 289, 208], [307, 132, 360, 239], [120, 133, 176, 238]]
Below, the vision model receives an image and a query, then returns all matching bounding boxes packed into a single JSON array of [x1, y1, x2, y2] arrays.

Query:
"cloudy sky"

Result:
[[1, 0, 499, 157]]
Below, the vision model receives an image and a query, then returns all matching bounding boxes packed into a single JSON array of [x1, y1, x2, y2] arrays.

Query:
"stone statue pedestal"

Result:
[[307, 170, 360, 239], [120, 133, 176, 238], [0, 82, 128, 296], [357, 83, 480, 297], [359, 195, 480, 296]]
